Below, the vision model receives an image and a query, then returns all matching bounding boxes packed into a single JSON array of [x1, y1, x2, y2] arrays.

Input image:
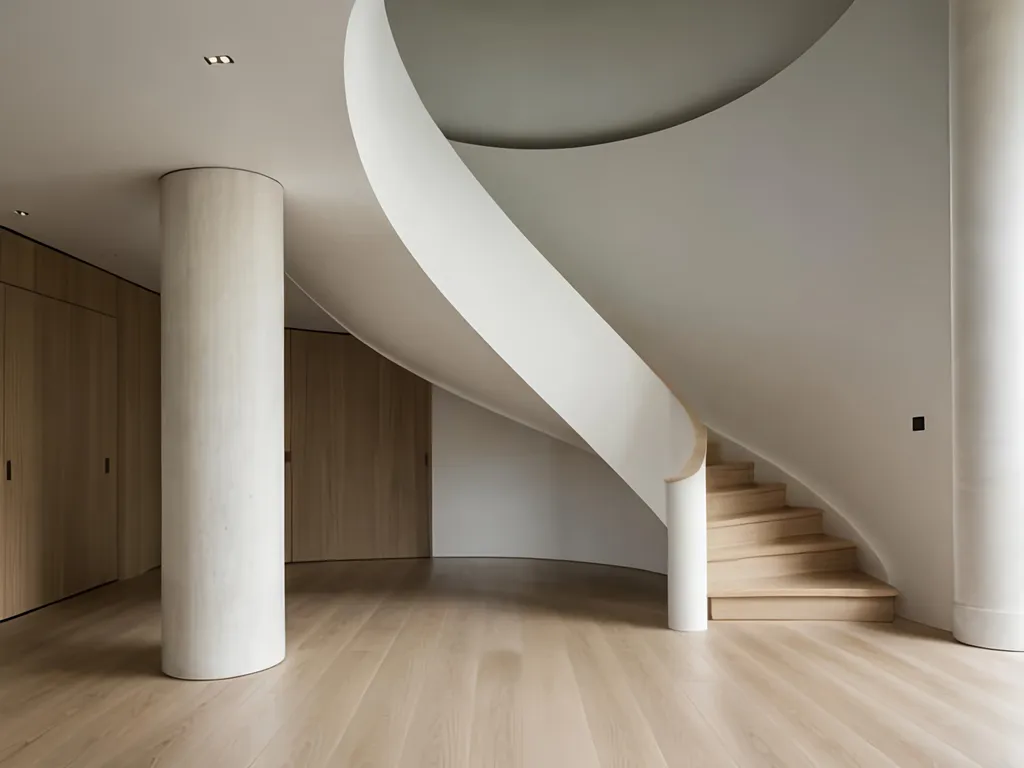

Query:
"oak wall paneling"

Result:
[[139, 290, 161, 570], [67, 304, 118, 594], [2, 287, 69, 616], [116, 281, 161, 580], [116, 282, 141, 578], [0, 230, 35, 289], [289, 330, 431, 562], [0, 229, 161, 613], [1, 286, 118, 619], [0, 230, 116, 317], [1, 227, 435, 609], [285, 330, 292, 564], [0, 287, 5, 618]]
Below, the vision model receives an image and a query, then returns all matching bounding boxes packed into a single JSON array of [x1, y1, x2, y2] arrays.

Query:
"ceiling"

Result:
[[0, 0, 576, 443], [386, 0, 852, 148], [0, 0, 348, 311], [0, 0, 851, 443]]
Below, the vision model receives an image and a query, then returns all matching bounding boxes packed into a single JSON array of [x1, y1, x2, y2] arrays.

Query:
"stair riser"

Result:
[[708, 487, 786, 518], [709, 547, 857, 583], [708, 514, 822, 548], [710, 596, 895, 621], [706, 466, 754, 491]]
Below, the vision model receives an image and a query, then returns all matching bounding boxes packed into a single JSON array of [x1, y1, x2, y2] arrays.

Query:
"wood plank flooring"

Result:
[[0, 558, 1022, 767]]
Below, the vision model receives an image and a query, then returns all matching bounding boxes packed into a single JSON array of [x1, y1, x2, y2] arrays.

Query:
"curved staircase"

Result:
[[344, 0, 897, 628], [706, 455, 898, 621]]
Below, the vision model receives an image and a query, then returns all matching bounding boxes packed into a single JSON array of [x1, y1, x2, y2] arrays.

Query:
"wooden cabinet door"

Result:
[[1, 287, 118, 619], [116, 282, 160, 580], [377, 354, 432, 558], [137, 289, 161, 572], [68, 304, 118, 593], [290, 332, 430, 562], [284, 330, 292, 563], [2, 287, 72, 617]]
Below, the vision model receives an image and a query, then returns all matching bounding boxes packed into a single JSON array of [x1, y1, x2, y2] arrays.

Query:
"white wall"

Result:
[[432, 388, 667, 574], [456, 0, 952, 629]]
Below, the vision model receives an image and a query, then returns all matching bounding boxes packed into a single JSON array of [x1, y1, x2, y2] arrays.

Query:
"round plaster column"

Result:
[[160, 168, 286, 678], [951, 1, 1024, 651]]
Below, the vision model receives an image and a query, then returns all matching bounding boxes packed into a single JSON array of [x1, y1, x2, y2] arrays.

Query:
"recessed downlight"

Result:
[[13, 210, 28, 217], [204, 55, 234, 65]]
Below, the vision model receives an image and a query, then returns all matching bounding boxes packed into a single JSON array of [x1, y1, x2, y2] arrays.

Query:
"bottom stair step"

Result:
[[710, 595, 895, 621], [709, 571, 898, 621]]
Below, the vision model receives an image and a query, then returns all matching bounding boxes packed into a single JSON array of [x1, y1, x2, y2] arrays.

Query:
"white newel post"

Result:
[[667, 462, 708, 632]]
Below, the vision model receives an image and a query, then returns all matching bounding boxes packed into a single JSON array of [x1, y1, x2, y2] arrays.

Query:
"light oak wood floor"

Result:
[[0, 558, 1022, 767]]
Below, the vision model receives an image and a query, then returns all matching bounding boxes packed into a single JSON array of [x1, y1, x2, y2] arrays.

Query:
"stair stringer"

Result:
[[343, 0, 704, 522]]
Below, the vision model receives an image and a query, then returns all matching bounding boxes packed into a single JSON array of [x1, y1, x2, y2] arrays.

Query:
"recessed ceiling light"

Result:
[[13, 210, 28, 217], [205, 55, 234, 65]]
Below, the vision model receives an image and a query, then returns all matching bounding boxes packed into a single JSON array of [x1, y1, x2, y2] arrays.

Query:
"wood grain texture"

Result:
[[711, 595, 896, 621], [0, 232, 116, 316], [705, 450, 899, 621], [0, 287, 4, 619], [116, 281, 160, 580], [710, 548, 860, 585], [0, 558, 1021, 768], [1, 287, 118, 619], [707, 483, 788, 518], [67, 303, 118, 594], [285, 330, 292, 564], [138, 290, 161, 571], [706, 461, 754, 490], [289, 331, 430, 562], [2, 287, 68, 617], [0, 231, 35, 290], [707, 508, 822, 547], [116, 281, 141, 579]]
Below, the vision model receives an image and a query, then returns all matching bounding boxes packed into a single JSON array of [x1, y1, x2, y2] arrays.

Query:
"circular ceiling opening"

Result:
[[386, 0, 852, 149]]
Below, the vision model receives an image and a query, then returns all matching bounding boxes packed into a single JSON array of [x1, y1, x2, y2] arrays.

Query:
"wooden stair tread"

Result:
[[703, 451, 895, 621], [710, 571, 899, 598], [707, 507, 820, 529], [709, 533, 855, 562], [707, 481, 785, 499], [707, 460, 754, 470]]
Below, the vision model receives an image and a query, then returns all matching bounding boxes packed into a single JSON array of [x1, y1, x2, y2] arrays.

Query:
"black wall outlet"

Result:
[[912, 416, 925, 432]]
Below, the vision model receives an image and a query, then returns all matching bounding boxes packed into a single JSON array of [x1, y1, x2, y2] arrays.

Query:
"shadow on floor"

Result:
[[0, 558, 672, 679], [0, 639, 164, 680], [285, 557, 670, 629]]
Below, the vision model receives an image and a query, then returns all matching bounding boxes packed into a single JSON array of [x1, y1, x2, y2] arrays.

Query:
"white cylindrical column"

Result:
[[160, 168, 286, 678], [667, 462, 708, 632], [951, 2, 1024, 651]]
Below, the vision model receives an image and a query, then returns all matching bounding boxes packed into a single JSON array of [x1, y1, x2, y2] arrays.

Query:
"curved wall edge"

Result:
[[386, 0, 854, 151]]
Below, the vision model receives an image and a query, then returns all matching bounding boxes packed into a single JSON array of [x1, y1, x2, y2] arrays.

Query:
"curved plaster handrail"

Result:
[[344, 0, 707, 629], [344, 0, 706, 507]]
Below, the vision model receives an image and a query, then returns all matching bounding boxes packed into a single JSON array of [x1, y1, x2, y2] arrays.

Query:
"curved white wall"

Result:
[[432, 389, 666, 573], [456, 0, 952, 628], [345, 0, 700, 521]]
